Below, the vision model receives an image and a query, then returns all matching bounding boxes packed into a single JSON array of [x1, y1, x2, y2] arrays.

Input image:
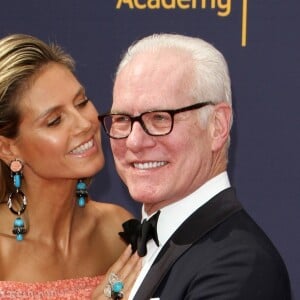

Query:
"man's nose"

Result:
[[125, 121, 156, 150]]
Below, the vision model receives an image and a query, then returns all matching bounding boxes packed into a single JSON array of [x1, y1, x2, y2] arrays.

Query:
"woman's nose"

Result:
[[73, 111, 92, 134]]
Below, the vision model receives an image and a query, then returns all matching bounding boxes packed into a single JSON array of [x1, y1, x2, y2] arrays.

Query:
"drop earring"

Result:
[[7, 159, 27, 241], [76, 179, 88, 207]]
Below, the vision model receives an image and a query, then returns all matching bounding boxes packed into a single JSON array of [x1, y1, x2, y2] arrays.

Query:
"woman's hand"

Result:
[[92, 245, 141, 300]]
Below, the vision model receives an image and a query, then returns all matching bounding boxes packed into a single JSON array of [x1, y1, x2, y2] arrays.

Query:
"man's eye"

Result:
[[113, 115, 130, 123], [147, 112, 171, 124], [47, 116, 61, 127], [152, 112, 169, 121]]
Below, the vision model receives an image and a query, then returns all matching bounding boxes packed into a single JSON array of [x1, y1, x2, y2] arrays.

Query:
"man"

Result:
[[99, 34, 291, 299]]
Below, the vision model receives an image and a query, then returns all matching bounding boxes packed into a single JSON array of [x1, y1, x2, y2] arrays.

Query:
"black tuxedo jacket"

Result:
[[133, 188, 291, 300]]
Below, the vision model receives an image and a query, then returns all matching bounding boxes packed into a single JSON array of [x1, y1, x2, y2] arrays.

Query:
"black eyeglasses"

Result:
[[98, 101, 214, 139]]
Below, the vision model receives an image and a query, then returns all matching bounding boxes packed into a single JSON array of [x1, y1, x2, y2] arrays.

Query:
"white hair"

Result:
[[115, 33, 233, 131]]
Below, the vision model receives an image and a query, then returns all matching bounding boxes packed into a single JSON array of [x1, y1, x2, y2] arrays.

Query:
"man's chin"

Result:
[[128, 188, 157, 203]]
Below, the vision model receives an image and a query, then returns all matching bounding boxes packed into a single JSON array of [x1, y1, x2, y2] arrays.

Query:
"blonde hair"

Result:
[[0, 34, 75, 202]]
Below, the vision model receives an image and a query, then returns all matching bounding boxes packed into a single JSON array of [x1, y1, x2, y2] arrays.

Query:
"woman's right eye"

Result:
[[47, 116, 61, 127]]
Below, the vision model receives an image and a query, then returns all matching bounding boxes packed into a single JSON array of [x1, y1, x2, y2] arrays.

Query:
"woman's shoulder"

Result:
[[85, 200, 133, 259], [87, 200, 133, 221], [86, 200, 133, 236]]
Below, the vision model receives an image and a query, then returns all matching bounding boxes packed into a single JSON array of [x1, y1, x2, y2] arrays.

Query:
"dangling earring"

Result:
[[7, 159, 27, 241], [76, 179, 88, 207]]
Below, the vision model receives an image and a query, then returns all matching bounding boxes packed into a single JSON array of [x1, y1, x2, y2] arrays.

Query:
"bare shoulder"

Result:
[[85, 200, 134, 260], [86, 200, 133, 237], [88, 200, 133, 222]]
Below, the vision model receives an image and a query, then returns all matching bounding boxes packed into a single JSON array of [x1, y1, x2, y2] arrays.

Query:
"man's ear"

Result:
[[0, 136, 18, 165], [210, 103, 232, 151]]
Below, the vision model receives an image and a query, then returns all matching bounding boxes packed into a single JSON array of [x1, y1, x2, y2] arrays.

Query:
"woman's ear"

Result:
[[210, 103, 232, 151], [0, 136, 18, 165]]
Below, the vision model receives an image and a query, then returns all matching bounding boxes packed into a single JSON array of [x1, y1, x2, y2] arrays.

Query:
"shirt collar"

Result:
[[142, 171, 231, 247]]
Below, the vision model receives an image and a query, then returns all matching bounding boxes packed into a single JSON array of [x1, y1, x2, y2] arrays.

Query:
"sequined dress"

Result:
[[0, 275, 103, 299]]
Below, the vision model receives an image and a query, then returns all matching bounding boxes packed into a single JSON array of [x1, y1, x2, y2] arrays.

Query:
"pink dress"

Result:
[[0, 275, 103, 299]]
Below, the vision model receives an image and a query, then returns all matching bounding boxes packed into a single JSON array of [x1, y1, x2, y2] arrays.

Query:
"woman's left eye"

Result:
[[76, 98, 90, 108], [47, 116, 61, 127]]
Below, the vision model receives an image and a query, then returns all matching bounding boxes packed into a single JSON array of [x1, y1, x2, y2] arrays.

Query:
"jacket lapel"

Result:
[[133, 187, 242, 300]]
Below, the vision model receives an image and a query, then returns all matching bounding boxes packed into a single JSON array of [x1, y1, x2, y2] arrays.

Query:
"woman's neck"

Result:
[[10, 178, 84, 248]]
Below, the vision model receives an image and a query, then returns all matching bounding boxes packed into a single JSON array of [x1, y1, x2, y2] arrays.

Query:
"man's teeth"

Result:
[[70, 140, 93, 154], [133, 161, 167, 169]]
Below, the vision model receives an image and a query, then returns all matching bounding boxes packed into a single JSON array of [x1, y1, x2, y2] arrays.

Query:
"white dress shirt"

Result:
[[128, 172, 231, 300]]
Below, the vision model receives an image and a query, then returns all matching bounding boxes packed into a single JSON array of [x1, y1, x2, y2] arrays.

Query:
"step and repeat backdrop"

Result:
[[1, 1, 299, 298]]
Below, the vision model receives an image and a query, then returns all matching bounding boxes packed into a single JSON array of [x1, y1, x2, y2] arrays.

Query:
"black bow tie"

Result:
[[119, 211, 160, 257]]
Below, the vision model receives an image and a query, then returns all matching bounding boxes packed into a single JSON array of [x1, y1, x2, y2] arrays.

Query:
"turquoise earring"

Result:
[[7, 159, 27, 241], [76, 179, 88, 207]]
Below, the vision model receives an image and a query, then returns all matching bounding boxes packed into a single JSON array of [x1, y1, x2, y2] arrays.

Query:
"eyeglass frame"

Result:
[[98, 101, 214, 139]]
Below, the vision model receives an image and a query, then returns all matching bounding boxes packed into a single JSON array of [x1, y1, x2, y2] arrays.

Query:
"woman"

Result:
[[0, 34, 140, 299]]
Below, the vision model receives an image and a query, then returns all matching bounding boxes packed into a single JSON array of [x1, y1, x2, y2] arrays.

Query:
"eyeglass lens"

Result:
[[104, 111, 173, 138]]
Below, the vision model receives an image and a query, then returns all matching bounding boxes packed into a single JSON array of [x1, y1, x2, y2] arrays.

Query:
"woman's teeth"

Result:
[[70, 140, 93, 154]]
